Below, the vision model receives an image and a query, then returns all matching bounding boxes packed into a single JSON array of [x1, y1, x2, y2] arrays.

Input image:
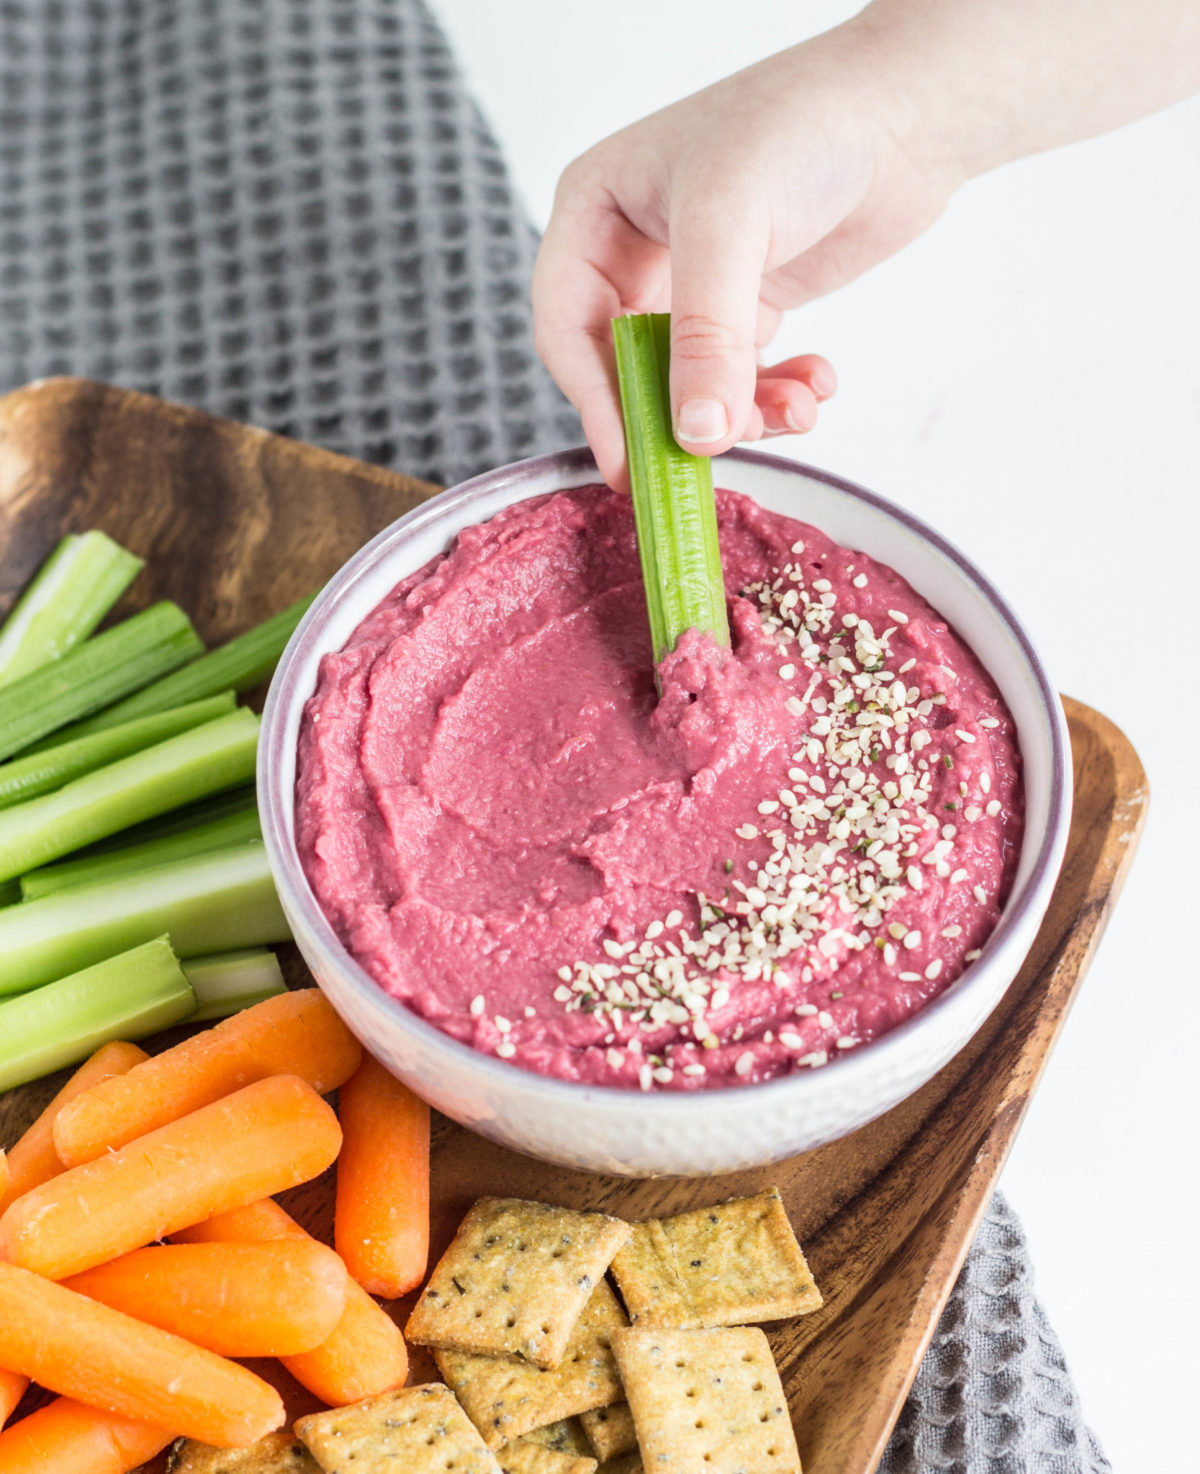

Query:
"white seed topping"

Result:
[[469, 995, 485, 1016]]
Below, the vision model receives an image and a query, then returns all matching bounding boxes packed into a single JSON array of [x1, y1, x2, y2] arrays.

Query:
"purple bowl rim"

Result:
[[259, 443, 1071, 1113]]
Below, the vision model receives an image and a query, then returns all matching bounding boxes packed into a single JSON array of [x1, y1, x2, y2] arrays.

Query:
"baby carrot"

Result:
[[0, 1370, 25, 1433], [53, 988, 359, 1166], [0, 1040, 148, 1215], [64, 1240, 349, 1357], [177, 1198, 409, 1404], [0, 1074, 342, 1280], [0, 1398, 173, 1474], [0, 1263, 283, 1446], [335, 1051, 430, 1297]]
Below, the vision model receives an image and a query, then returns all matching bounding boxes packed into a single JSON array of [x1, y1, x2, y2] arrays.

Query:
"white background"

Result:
[[429, 2, 1199, 1467]]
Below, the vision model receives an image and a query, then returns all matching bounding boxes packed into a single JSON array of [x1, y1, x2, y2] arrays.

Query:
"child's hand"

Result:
[[534, 0, 1200, 489], [533, 22, 962, 487]]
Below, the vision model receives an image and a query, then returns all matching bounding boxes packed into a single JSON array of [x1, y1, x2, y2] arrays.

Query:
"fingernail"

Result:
[[783, 404, 813, 433], [675, 398, 728, 444]]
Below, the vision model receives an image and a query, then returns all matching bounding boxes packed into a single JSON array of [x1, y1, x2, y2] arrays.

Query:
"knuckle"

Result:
[[670, 314, 748, 363]]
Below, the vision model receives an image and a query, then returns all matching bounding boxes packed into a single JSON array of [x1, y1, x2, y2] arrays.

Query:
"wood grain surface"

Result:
[[0, 379, 1148, 1474]]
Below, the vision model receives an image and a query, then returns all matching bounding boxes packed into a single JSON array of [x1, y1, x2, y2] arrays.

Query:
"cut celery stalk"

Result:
[[0, 531, 143, 688], [40, 592, 316, 747], [183, 948, 287, 1022], [0, 842, 290, 997], [21, 801, 262, 901], [0, 936, 195, 1092], [0, 708, 260, 884], [0, 692, 236, 813], [611, 312, 730, 670], [0, 601, 203, 762], [75, 783, 257, 858]]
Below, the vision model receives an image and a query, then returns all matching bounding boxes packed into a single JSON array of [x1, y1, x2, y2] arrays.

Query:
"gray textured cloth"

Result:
[[0, 4, 1108, 1470]]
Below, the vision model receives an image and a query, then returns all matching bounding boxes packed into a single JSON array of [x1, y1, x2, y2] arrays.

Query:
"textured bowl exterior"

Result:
[[259, 447, 1072, 1177]]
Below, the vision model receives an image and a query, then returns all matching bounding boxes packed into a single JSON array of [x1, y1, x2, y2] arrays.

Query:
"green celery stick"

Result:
[[73, 783, 257, 858], [0, 708, 260, 884], [39, 592, 316, 747], [0, 601, 203, 762], [0, 842, 290, 997], [0, 878, 19, 907], [183, 948, 287, 1022], [0, 936, 195, 1092], [21, 800, 262, 900], [0, 692, 236, 813], [611, 312, 730, 671], [0, 531, 143, 688]]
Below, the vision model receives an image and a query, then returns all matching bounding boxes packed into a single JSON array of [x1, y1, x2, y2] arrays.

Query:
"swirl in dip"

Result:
[[296, 485, 1023, 1091]]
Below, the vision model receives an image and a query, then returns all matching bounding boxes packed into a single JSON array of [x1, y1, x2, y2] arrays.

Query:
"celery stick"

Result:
[[0, 532, 143, 688], [40, 592, 316, 747], [611, 313, 730, 669], [0, 692, 236, 813], [76, 783, 257, 858], [0, 708, 260, 884], [22, 802, 262, 901], [0, 878, 19, 907], [183, 948, 287, 1022], [0, 937, 194, 1092], [0, 601, 203, 762], [0, 842, 290, 997]]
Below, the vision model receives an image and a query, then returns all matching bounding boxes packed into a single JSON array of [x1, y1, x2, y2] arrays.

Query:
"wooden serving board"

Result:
[[0, 379, 1148, 1474]]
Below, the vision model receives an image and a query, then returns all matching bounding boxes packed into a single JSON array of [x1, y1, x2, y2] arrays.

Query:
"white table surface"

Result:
[[430, 3, 1200, 1467]]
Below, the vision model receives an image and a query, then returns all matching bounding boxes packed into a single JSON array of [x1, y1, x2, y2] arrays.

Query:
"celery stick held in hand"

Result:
[[535, 0, 1200, 486]]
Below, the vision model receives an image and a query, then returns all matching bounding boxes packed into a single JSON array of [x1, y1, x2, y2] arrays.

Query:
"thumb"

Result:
[[668, 189, 768, 455]]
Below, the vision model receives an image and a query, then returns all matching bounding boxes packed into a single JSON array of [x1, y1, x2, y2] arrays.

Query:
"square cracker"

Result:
[[408, 1197, 631, 1368], [521, 1419, 596, 1458], [167, 1434, 321, 1472], [437, 1278, 628, 1449], [294, 1384, 502, 1474], [579, 1404, 638, 1462], [610, 1188, 821, 1329], [498, 1441, 597, 1474], [613, 1326, 801, 1474]]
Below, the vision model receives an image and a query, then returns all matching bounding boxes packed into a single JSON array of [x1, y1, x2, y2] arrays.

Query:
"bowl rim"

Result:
[[259, 443, 1071, 1116]]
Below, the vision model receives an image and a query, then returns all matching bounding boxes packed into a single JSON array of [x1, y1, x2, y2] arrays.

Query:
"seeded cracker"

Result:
[[407, 1197, 631, 1368], [167, 1435, 321, 1473], [522, 1419, 597, 1458], [498, 1440, 598, 1474], [294, 1385, 502, 1474], [579, 1404, 638, 1462], [610, 1187, 821, 1329], [437, 1278, 628, 1448], [613, 1326, 801, 1474]]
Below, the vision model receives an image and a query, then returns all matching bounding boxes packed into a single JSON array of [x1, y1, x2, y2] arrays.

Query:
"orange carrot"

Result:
[[177, 1198, 409, 1404], [335, 1052, 430, 1297], [52, 989, 360, 1167], [0, 1370, 25, 1433], [63, 1239, 348, 1357], [0, 1398, 173, 1474], [0, 1041, 148, 1215], [0, 1262, 283, 1447], [0, 1153, 5, 1200], [0, 1074, 342, 1280]]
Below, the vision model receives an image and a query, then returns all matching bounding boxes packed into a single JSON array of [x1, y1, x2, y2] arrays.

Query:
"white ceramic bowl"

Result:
[[259, 447, 1072, 1177]]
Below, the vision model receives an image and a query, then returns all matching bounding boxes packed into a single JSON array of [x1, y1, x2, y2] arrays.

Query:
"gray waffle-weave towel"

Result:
[[0, 4, 1109, 1470]]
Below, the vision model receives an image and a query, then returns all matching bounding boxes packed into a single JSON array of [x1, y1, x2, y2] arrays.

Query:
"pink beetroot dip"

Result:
[[296, 485, 1023, 1091]]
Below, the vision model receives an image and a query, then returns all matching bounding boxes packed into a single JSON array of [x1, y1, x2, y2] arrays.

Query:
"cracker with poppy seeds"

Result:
[[612, 1326, 801, 1474], [521, 1419, 597, 1458], [498, 1440, 598, 1474], [167, 1434, 321, 1473], [609, 1187, 821, 1330], [294, 1384, 502, 1474], [579, 1404, 638, 1462], [436, 1278, 629, 1449], [407, 1197, 631, 1369]]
